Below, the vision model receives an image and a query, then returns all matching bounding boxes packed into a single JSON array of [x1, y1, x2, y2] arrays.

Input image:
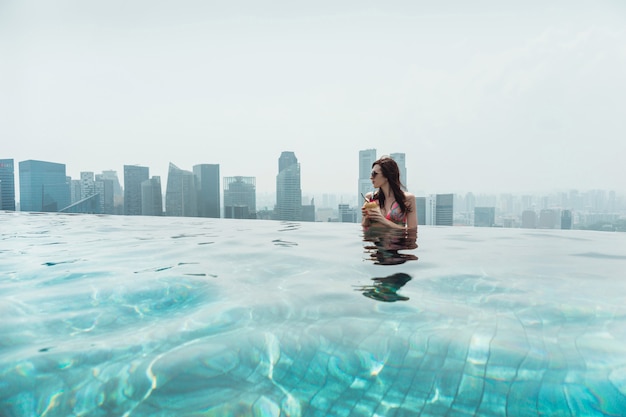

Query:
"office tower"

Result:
[[141, 176, 163, 216], [358, 149, 377, 211], [124, 165, 149, 215], [224, 176, 256, 219], [521, 210, 537, 228], [95, 174, 115, 214], [70, 179, 81, 204], [165, 163, 197, 217], [19, 160, 70, 212], [101, 170, 123, 197], [338, 203, 357, 223], [390, 152, 407, 189], [193, 164, 220, 218], [80, 172, 95, 200], [539, 209, 560, 229], [561, 209, 572, 230], [275, 151, 302, 221], [0, 159, 16, 211], [474, 207, 495, 227], [301, 197, 316, 222], [435, 194, 453, 226], [415, 197, 426, 226]]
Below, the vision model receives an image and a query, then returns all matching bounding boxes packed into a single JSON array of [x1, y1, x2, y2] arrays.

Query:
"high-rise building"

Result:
[[95, 174, 115, 215], [101, 170, 123, 213], [19, 160, 70, 212], [415, 197, 426, 225], [165, 163, 198, 217], [80, 172, 95, 200], [124, 165, 149, 215], [193, 164, 220, 218], [435, 194, 453, 226], [390, 152, 407, 189], [358, 149, 377, 212], [561, 209, 572, 230], [141, 176, 163, 216], [521, 210, 537, 228], [474, 207, 495, 227], [0, 159, 16, 211], [539, 209, 560, 229], [224, 176, 256, 219], [275, 151, 302, 221]]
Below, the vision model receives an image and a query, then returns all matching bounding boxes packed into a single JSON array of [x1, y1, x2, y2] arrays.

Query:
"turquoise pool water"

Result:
[[1, 211, 626, 416]]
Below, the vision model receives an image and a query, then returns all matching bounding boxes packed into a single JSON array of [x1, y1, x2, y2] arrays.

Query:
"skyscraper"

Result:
[[80, 172, 95, 200], [224, 176, 256, 219], [124, 165, 149, 215], [19, 160, 70, 212], [0, 159, 16, 211], [358, 149, 377, 220], [165, 163, 197, 217], [390, 152, 407, 189], [95, 174, 115, 215], [193, 164, 220, 218], [275, 151, 302, 221], [141, 176, 163, 216], [435, 194, 454, 226], [474, 207, 495, 227]]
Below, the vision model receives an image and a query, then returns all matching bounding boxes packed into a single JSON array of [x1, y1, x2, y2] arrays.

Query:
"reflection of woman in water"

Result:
[[361, 156, 417, 230], [356, 273, 412, 302], [363, 226, 418, 265]]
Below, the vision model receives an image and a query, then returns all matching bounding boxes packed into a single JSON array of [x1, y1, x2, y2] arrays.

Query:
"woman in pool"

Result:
[[361, 156, 417, 230]]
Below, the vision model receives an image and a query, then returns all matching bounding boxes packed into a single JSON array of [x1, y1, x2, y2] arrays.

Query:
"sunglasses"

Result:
[[370, 170, 380, 178]]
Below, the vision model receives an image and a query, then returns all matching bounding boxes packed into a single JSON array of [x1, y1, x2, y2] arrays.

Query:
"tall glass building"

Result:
[[141, 176, 163, 216], [19, 160, 70, 212], [357, 149, 377, 221], [193, 164, 220, 218], [124, 165, 149, 216], [390, 152, 407, 189], [275, 151, 302, 221], [166, 163, 197, 217], [224, 176, 256, 219], [0, 159, 16, 211], [435, 193, 454, 226]]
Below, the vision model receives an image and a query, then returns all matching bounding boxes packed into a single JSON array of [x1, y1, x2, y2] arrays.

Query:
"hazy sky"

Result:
[[2, 0, 625, 197]]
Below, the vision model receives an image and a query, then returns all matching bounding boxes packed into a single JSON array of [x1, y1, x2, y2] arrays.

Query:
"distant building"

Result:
[[80, 172, 95, 200], [19, 160, 70, 212], [301, 198, 316, 222], [275, 151, 302, 221], [95, 174, 115, 214], [539, 209, 560, 229], [561, 209, 572, 230], [141, 176, 163, 216], [390, 152, 407, 189], [338, 203, 357, 223], [474, 207, 496, 227], [415, 197, 426, 226], [124, 165, 149, 215], [224, 176, 256, 219], [194, 164, 220, 218], [435, 194, 453, 226], [0, 159, 16, 211], [521, 210, 537, 228], [60, 194, 101, 214], [166, 163, 197, 217], [358, 149, 377, 220]]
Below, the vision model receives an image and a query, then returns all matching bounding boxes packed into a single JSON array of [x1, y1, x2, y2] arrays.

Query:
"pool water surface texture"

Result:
[[1, 211, 626, 416]]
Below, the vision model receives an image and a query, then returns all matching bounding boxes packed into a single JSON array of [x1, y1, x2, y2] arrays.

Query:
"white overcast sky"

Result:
[[2, 0, 625, 197]]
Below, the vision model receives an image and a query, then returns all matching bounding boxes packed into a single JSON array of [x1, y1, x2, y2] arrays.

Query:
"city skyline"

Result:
[[3, 1, 626, 197]]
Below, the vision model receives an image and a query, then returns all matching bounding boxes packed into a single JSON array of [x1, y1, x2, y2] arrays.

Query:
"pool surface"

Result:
[[1, 211, 626, 416]]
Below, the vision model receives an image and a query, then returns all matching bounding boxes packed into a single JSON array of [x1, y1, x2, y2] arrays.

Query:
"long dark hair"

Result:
[[372, 156, 411, 214]]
